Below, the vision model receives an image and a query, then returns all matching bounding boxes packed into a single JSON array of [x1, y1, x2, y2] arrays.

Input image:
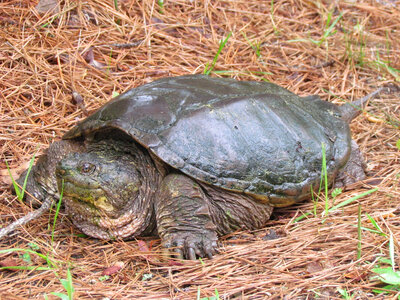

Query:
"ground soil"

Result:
[[1, 0, 399, 299]]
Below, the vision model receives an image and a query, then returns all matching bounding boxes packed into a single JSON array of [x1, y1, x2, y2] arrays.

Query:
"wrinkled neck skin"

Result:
[[57, 140, 162, 240]]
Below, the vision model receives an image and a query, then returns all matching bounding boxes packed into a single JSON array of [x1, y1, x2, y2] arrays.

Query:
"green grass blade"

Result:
[[317, 12, 343, 46], [337, 287, 353, 299], [41, 14, 60, 28], [51, 179, 64, 245], [241, 32, 261, 57], [158, 0, 164, 14], [372, 267, 400, 285], [270, 0, 277, 34], [357, 204, 362, 260], [289, 12, 343, 47], [293, 211, 312, 223], [0, 248, 59, 268], [204, 32, 232, 75], [321, 143, 329, 217], [5, 160, 22, 201], [327, 188, 378, 214], [296, 173, 377, 223], [212, 70, 272, 75], [0, 265, 53, 271], [20, 154, 37, 201], [389, 232, 395, 269], [356, 225, 386, 235], [366, 213, 386, 236], [325, 10, 333, 29], [61, 269, 74, 300], [214, 288, 220, 299]]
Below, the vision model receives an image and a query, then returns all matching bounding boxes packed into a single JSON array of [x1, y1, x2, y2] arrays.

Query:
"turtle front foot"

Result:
[[156, 174, 219, 260], [162, 230, 218, 260]]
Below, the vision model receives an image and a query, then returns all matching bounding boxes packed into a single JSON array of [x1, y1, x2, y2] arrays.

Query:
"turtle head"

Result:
[[56, 140, 156, 240]]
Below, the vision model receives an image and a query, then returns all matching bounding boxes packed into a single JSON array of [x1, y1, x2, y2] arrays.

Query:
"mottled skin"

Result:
[[8, 75, 383, 259], [18, 139, 273, 259]]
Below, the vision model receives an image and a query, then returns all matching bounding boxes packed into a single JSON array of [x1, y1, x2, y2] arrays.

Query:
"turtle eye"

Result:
[[80, 162, 96, 174]]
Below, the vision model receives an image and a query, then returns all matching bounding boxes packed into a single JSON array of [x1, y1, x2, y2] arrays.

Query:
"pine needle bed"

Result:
[[1, 0, 399, 298]]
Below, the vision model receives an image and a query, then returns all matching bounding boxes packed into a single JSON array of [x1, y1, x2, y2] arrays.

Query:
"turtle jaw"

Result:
[[64, 196, 145, 240], [67, 208, 146, 240], [60, 182, 146, 240], [61, 180, 115, 215]]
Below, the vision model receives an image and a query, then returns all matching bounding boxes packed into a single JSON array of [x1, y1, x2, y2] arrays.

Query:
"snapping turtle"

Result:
[[3, 75, 381, 259]]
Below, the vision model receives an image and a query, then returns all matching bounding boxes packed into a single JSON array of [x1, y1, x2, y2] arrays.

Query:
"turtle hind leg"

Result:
[[335, 140, 366, 188], [155, 174, 218, 260]]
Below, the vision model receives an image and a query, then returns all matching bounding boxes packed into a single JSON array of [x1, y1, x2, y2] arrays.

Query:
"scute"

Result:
[[63, 75, 352, 207]]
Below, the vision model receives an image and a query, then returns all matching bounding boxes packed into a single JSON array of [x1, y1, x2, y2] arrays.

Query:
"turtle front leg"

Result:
[[155, 174, 218, 260]]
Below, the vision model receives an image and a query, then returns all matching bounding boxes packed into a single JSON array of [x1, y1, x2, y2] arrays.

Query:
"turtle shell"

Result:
[[63, 75, 351, 207]]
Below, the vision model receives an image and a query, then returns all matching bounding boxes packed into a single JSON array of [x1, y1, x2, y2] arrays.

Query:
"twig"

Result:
[[0, 197, 53, 239]]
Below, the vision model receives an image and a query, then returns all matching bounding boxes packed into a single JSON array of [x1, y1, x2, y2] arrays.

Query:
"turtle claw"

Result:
[[205, 247, 215, 259], [174, 248, 184, 260], [187, 248, 196, 260]]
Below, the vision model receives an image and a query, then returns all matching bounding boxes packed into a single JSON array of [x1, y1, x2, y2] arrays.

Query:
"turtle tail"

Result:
[[339, 87, 384, 123]]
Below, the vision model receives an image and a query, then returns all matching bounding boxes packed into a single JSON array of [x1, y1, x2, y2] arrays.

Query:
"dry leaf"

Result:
[[137, 240, 150, 252], [0, 258, 20, 271], [167, 260, 184, 266], [0, 161, 30, 185], [262, 229, 285, 241], [344, 269, 368, 281], [137, 240, 151, 260], [82, 48, 105, 69], [364, 178, 383, 186], [306, 261, 324, 274], [366, 115, 384, 124], [101, 261, 124, 276], [72, 91, 88, 116], [35, 0, 60, 14]]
